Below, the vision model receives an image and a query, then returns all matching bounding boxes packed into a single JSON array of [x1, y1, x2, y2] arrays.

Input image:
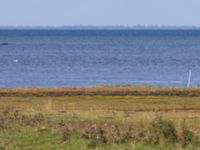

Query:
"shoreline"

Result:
[[0, 85, 200, 97]]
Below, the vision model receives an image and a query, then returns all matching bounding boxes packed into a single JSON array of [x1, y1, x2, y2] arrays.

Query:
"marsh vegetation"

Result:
[[0, 86, 200, 149]]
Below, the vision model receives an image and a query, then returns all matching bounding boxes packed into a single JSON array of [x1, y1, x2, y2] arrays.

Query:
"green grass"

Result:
[[0, 87, 200, 149], [0, 126, 195, 150]]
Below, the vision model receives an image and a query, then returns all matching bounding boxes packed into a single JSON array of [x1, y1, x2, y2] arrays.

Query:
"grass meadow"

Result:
[[0, 86, 200, 149]]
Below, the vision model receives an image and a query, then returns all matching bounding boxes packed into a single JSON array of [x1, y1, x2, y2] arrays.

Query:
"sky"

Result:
[[0, 0, 200, 26]]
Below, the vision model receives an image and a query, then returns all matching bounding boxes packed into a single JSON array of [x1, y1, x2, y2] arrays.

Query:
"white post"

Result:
[[187, 70, 192, 88]]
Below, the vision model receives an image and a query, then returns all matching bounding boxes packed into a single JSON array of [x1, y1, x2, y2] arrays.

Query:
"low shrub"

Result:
[[61, 128, 71, 142], [87, 140, 97, 149], [151, 116, 178, 144], [181, 129, 195, 147]]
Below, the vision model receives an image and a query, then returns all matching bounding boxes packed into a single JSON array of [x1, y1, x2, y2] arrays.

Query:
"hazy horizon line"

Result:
[[1, 25, 200, 30]]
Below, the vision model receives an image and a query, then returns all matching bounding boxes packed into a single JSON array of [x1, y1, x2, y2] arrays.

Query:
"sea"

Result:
[[0, 29, 200, 87]]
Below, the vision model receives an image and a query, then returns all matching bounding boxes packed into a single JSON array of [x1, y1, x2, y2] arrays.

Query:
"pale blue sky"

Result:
[[0, 0, 200, 26]]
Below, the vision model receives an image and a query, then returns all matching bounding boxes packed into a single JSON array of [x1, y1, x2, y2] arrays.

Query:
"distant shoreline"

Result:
[[0, 85, 200, 97], [1, 25, 200, 30]]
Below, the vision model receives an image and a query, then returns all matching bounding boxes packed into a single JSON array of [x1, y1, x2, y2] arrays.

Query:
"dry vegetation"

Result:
[[1, 85, 200, 96], [0, 86, 200, 149]]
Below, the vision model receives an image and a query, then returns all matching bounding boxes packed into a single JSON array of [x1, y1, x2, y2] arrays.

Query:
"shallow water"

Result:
[[0, 29, 200, 87]]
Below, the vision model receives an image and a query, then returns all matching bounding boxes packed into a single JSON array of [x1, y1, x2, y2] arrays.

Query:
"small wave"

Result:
[[13, 59, 19, 63]]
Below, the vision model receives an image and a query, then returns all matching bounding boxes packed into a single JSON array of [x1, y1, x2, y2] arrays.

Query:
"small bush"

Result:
[[97, 128, 107, 143], [179, 120, 200, 147], [61, 128, 71, 142], [181, 129, 195, 147], [82, 124, 108, 144], [87, 140, 97, 149], [151, 116, 178, 144]]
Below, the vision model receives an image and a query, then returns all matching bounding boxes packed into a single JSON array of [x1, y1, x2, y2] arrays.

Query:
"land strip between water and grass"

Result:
[[2, 85, 200, 96], [0, 86, 200, 149]]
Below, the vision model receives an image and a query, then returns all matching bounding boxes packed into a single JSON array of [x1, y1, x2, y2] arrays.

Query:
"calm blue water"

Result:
[[0, 29, 200, 87]]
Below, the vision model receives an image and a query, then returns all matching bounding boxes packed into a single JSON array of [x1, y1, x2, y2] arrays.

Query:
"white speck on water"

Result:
[[13, 59, 19, 63]]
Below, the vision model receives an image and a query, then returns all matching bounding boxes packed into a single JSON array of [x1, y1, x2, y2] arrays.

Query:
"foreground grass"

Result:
[[0, 127, 184, 150], [0, 86, 200, 149]]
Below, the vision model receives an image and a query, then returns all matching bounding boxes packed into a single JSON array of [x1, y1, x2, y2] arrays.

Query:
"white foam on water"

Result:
[[13, 59, 19, 63]]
